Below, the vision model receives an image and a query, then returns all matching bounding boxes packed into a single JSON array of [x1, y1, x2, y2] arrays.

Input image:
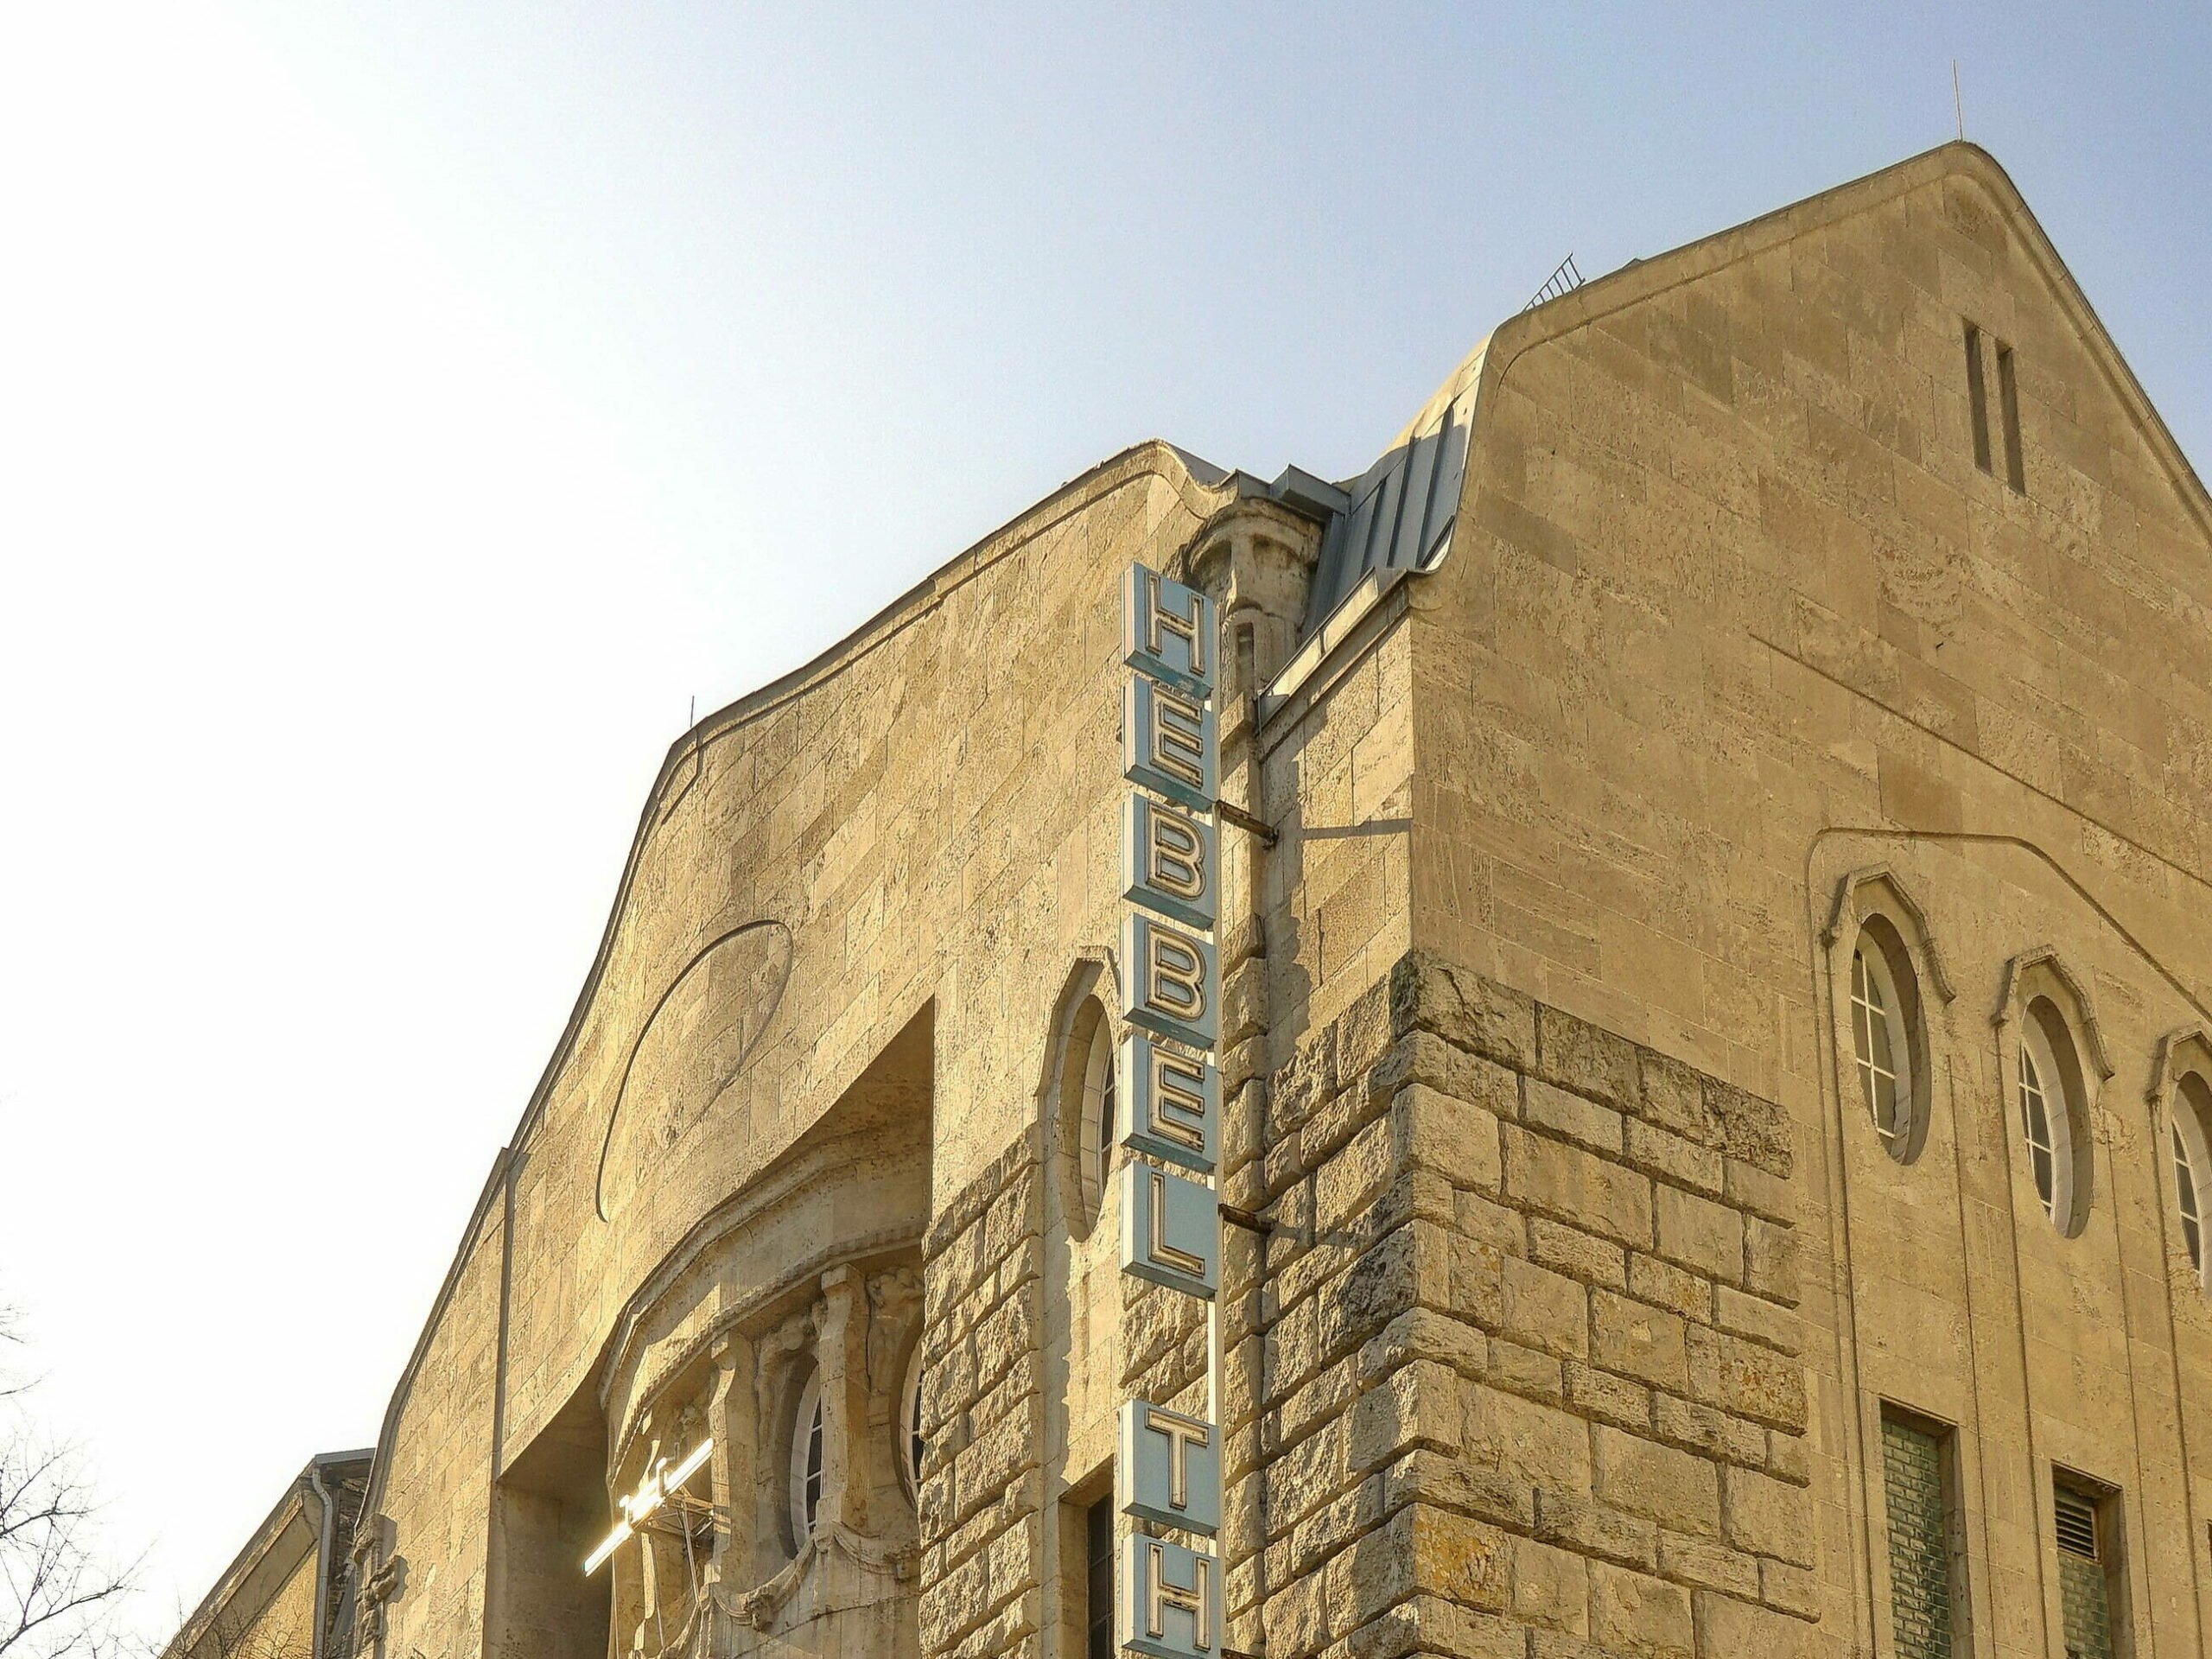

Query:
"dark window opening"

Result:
[[1085, 1495, 1116, 1659], [1964, 322, 1993, 474], [1997, 342, 2026, 492], [1099, 1053, 1117, 1169]]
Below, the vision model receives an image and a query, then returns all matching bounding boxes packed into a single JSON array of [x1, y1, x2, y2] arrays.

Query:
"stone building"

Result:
[[177, 143, 2212, 1659]]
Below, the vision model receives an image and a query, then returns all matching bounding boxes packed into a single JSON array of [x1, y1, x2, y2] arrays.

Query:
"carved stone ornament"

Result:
[[865, 1266, 922, 1388], [722, 1523, 917, 1632]]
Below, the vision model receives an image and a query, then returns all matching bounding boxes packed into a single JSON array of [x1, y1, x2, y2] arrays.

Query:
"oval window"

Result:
[[2018, 997, 2089, 1236], [899, 1343, 926, 1504], [2173, 1075, 2212, 1287], [1848, 922, 1922, 1161], [787, 1367, 824, 1549], [1060, 995, 1117, 1237]]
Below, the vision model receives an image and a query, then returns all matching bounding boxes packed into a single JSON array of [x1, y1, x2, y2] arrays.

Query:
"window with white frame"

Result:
[[2173, 1075, 2212, 1285], [899, 1342, 926, 1504], [1850, 923, 1919, 1160], [1065, 995, 1117, 1236], [2018, 998, 2086, 1234], [787, 1366, 824, 1549]]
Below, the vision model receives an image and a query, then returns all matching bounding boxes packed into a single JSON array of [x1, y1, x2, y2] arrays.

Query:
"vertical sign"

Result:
[[1116, 563, 1224, 1659]]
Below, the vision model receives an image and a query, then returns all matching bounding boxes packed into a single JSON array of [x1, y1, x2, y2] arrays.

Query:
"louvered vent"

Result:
[[2056, 1489, 2101, 1560]]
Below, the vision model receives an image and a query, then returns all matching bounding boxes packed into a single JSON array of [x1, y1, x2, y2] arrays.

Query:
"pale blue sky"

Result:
[[0, 2, 2203, 1637]]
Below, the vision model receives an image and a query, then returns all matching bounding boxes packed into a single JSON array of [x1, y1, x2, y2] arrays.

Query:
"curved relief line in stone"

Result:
[[594, 919, 793, 1222]]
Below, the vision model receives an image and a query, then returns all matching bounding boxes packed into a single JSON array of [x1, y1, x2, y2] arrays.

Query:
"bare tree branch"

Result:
[[0, 1300, 139, 1659]]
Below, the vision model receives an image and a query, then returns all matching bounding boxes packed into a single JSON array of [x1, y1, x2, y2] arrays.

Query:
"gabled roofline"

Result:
[[165, 1452, 371, 1659], [1473, 141, 2211, 542]]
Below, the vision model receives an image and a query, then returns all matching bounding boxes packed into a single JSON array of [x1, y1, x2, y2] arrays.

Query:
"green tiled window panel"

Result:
[[1882, 1416, 1955, 1659]]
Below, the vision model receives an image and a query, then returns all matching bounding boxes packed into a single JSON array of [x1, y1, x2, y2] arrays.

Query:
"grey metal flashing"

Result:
[[1302, 342, 1488, 632]]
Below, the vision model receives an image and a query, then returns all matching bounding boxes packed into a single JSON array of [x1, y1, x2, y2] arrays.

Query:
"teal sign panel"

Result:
[[1122, 563, 1216, 696], [1121, 1163, 1218, 1299], [1117, 1035, 1217, 1174], [1119, 1400, 1221, 1536]]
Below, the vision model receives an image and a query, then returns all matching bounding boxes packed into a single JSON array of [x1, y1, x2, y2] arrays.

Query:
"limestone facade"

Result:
[[178, 143, 2212, 1658]]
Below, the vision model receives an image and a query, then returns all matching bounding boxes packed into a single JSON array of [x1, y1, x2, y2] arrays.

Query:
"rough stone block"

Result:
[[1382, 1447, 1537, 1533], [1694, 1589, 1813, 1657], [1335, 1503, 1512, 1624], [1624, 1118, 1724, 1195], [1713, 1285, 1797, 1354], [1638, 1050, 1719, 1147], [1533, 1488, 1658, 1573], [1535, 1005, 1643, 1114], [1721, 1465, 1815, 1567], [1702, 1076, 1790, 1177], [1759, 1557, 1819, 1620], [1484, 1338, 1566, 1404], [1350, 1359, 1462, 1473], [1502, 1256, 1591, 1360], [1743, 1218, 1801, 1307], [1318, 1116, 1397, 1237], [1464, 1381, 1591, 1490], [1523, 1077, 1629, 1154], [1359, 1307, 1489, 1384], [1652, 1185, 1745, 1285], [1686, 1327, 1807, 1433], [1656, 1531, 1759, 1599], [1626, 1253, 1713, 1324], [1651, 1395, 1766, 1469], [1563, 1360, 1653, 1431], [1389, 950, 1537, 1069], [1529, 1218, 1628, 1288], [1510, 1535, 1592, 1635], [1392, 1080, 1506, 1194]]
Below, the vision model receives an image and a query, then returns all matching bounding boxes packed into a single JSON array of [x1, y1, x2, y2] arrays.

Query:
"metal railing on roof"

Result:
[[1524, 252, 1583, 311]]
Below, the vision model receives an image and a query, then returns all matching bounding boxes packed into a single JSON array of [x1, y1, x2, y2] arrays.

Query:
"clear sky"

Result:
[[0, 1, 2203, 1639]]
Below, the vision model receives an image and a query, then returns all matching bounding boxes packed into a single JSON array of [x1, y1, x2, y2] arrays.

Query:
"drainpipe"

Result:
[[304, 1460, 335, 1659]]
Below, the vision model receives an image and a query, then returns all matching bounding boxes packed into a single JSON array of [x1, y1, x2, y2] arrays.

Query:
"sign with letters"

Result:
[[1123, 676, 1218, 811], [1120, 912, 1219, 1052], [1121, 1164, 1219, 1297], [1119, 1402, 1220, 1535], [1118, 1035, 1217, 1173], [1122, 1536, 1218, 1659], [1116, 562, 1226, 1659], [1122, 794, 1217, 931]]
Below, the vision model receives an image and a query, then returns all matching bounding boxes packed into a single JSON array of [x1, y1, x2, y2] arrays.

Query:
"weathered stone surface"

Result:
[[1390, 950, 1537, 1069]]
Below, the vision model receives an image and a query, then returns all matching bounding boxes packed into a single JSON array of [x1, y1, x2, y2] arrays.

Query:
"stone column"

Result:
[[707, 1330, 755, 1584], [817, 1264, 871, 1533]]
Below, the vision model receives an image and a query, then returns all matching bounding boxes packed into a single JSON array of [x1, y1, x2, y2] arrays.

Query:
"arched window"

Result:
[[899, 1343, 926, 1504], [787, 1367, 824, 1548], [2018, 996, 2089, 1235], [2173, 1075, 2212, 1287], [1849, 921, 1922, 1160]]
